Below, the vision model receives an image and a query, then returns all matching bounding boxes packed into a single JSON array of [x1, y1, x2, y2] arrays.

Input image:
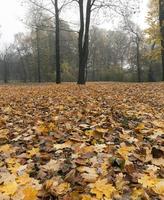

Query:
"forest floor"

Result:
[[0, 83, 163, 200]]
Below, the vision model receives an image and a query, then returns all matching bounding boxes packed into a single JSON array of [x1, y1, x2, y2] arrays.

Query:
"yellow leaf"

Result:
[[138, 174, 159, 188], [27, 148, 40, 157], [48, 122, 56, 131], [0, 181, 18, 196], [135, 123, 145, 132], [35, 121, 49, 133], [152, 179, 164, 195], [117, 145, 134, 160], [69, 191, 81, 200], [152, 120, 164, 128], [6, 158, 17, 165], [0, 144, 11, 153], [6, 158, 21, 174], [44, 179, 53, 191], [101, 160, 108, 176], [23, 186, 38, 200], [85, 130, 95, 137], [131, 188, 145, 200], [90, 179, 116, 199], [115, 173, 126, 191], [95, 128, 107, 134], [16, 173, 31, 185], [56, 182, 70, 195], [81, 194, 92, 200]]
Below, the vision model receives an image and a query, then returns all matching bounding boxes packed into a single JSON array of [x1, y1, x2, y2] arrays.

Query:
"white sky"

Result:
[[0, 0, 149, 46]]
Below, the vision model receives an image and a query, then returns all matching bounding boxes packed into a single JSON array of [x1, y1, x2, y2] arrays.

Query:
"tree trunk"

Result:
[[77, 0, 92, 84], [77, 0, 85, 84], [160, 38, 164, 81], [159, 0, 164, 81], [17, 48, 27, 82], [148, 65, 154, 82], [4, 59, 8, 83], [36, 28, 41, 82], [136, 37, 141, 82], [55, 0, 61, 84]]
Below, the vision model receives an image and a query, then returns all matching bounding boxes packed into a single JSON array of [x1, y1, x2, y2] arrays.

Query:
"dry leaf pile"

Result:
[[0, 83, 163, 200]]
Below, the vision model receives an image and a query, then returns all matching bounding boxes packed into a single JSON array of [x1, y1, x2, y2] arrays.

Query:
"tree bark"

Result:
[[36, 28, 41, 82], [159, 0, 164, 81], [78, 0, 85, 84], [17, 48, 27, 82], [161, 40, 164, 81], [77, 0, 92, 84], [136, 36, 141, 82], [55, 0, 61, 84], [4, 59, 8, 84]]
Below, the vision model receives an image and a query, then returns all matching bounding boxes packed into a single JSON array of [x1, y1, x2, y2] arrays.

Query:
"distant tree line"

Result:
[[0, 0, 163, 84]]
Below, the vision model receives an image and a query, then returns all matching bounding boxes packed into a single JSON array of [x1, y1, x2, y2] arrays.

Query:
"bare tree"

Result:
[[14, 33, 28, 82], [75, 0, 139, 84], [26, 0, 72, 83], [0, 45, 12, 83], [159, 0, 164, 81], [74, 0, 95, 84], [122, 17, 142, 82]]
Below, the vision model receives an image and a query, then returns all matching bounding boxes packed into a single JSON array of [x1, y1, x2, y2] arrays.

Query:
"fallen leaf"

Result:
[[23, 186, 38, 200], [0, 181, 18, 196], [90, 179, 116, 199], [138, 174, 159, 188]]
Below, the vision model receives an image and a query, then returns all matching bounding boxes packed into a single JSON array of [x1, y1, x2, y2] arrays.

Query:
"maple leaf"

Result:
[[152, 179, 164, 195], [100, 160, 108, 176], [81, 194, 92, 200], [85, 130, 95, 137], [90, 179, 116, 199], [117, 144, 134, 160], [149, 129, 163, 140], [53, 141, 72, 150], [94, 144, 106, 153], [23, 186, 38, 200], [2, 106, 12, 114], [95, 128, 108, 134], [0, 83, 163, 200], [147, 165, 159, 175], [7, 161, 21, 174], [115, 173, 126, 191], [27, 148, 40, 157], [78, 167, 98, 183], [135, 123, 145, 132], [43, 179, 53, 191], [35, 122, 49, 133], [0, 193, 10, 200], [151, 158, 164, 166], [152, 120, 164, 128], [138, 174, 159, 188], [17, 165, 28, 176], [131, 188, 145, 200], [12, 190, 25, 200], [55, 182, 70, 195], [42, 159, 61, 172], [16, 173, 31, 185], [0, 172, 16, 184], [0, 181, 18, 196], [0, 144, 12, 153]]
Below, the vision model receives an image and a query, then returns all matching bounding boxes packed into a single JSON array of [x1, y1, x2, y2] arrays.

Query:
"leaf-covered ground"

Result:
[[0, 83, 164, 200]]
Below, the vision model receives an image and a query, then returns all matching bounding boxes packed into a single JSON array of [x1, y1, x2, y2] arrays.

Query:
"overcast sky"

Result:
[[0, 0, 149, 46]]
